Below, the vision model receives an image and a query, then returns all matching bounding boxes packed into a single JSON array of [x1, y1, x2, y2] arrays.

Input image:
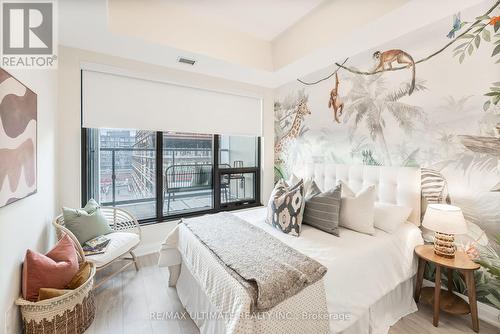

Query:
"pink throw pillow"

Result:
[[22, 235, 79, 301]]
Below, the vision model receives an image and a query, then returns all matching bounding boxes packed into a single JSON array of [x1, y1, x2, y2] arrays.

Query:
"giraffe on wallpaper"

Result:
[[274, 99, 311, 164]]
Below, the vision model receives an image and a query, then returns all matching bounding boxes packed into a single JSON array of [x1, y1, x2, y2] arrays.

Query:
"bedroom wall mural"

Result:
[[275, 0, 500, 309], [0, 69, 37, 208]]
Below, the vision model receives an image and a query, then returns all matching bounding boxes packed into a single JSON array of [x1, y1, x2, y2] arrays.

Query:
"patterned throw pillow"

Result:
[[302, 181, 342, 236], [286, 174, 313, 224], [266, 179, 305, 236]]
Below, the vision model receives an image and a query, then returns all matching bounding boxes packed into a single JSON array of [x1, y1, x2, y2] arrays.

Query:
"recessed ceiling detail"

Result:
[[59, 0, 488, 88], [107, 0, 413, 71], [155, 0, 326, 41]]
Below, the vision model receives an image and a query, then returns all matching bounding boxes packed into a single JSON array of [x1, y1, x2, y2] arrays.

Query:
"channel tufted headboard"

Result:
[[296, 163, 421, 225]]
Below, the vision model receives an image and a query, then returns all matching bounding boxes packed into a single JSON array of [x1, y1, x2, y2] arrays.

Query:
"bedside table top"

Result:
[[415, 245, 480, 270]]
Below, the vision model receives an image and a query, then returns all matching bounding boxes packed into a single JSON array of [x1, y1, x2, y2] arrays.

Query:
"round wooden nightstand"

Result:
[[414, 244, 481, 332]]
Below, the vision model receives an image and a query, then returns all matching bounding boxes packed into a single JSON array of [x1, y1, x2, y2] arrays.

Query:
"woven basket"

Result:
[[16, 234, 97, 334]]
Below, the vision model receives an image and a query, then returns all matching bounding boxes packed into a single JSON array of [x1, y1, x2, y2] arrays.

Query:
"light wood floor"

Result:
[[86, 253, 499, 334]]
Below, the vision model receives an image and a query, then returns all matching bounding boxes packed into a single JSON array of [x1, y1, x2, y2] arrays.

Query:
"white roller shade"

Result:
[[81, 70, 262, 136]]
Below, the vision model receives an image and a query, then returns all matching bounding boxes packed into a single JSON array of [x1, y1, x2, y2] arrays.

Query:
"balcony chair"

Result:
[[164, 164, 229, 214], [53, 207, 141, 289], [231, 160, 246, 198]]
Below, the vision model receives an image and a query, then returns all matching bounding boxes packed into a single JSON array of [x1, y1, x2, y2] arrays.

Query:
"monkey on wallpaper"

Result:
[[328, 72, 344, 123], [373, 49, 416, 95]]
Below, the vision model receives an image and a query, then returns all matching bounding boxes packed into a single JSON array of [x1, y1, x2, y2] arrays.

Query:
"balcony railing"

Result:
[[98, 147, 214, 213]]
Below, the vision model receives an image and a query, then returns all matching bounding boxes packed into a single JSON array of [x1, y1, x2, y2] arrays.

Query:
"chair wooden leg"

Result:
[[130, 251, 139, 271]]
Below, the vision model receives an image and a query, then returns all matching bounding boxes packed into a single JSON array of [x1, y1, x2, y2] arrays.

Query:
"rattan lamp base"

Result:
[[434, 232, 456, 258]]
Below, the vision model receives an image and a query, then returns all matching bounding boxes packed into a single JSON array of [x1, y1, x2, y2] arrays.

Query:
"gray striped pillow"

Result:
[[302, 182, 342, 236]]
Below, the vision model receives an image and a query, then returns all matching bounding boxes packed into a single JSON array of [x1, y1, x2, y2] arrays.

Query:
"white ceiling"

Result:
[[158, 0, 325, 41], [59, 0, 488, 88]]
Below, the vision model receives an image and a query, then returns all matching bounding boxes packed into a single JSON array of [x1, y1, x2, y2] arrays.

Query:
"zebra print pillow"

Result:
[[421, 167, 451, 219], [266, 179, 305, 236]]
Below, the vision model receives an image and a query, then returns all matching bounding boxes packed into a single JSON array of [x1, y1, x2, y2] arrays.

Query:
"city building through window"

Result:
[[82, 128, 260, 223]]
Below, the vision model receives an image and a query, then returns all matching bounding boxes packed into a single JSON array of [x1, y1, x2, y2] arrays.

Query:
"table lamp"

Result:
[[422, 204, 467, 258]]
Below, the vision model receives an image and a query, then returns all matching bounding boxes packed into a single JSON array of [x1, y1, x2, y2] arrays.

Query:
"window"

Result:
[[220, 172, 255, 204], [163, 132, 213, 215], [219, 135, 257, 168], [85, 129, 156, 219], [218, 135, 259, 206], [83, 129, 261, 223]]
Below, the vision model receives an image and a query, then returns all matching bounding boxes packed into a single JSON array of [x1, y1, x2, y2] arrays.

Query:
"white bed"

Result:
[[159, 164, 424, 334]]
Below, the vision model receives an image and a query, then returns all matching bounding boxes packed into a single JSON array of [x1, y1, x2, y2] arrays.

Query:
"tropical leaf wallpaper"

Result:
[[275, 1, 500, 309]]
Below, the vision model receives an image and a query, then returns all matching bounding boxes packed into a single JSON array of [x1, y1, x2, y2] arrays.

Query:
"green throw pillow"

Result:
[[62, 199, 112, 245]]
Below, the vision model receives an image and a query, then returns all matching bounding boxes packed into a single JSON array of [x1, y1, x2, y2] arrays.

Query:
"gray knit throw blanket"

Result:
[[183, 212, 327, 311]]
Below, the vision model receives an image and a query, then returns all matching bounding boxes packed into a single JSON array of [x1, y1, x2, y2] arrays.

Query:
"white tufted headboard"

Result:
[[296, 163, 421, 225]]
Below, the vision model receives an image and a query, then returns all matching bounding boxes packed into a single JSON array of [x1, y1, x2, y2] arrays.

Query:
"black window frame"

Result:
[[81, 128, 262, 225]]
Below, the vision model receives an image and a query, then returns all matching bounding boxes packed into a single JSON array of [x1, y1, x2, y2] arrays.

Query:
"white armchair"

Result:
[[53, 206, 141, 289]]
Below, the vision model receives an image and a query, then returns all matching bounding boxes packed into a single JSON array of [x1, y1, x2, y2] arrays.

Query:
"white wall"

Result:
[[58, 46, 275, 255], [0, 69, 58, 334]]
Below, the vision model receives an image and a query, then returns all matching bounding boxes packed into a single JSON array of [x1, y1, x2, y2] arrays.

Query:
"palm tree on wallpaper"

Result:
[[439, 95, 473, 114], [434, 103, 500, 181], [342, 73, 427, 165]]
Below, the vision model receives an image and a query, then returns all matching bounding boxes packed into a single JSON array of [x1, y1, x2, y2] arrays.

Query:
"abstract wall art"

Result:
[[0, 68, 37, 208]]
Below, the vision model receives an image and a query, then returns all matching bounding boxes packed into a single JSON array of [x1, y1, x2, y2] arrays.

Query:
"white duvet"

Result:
[[159, 207, 424, 333]]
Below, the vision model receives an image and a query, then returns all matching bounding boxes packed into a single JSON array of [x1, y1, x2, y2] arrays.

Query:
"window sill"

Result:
[[137, 202, 263, 226]]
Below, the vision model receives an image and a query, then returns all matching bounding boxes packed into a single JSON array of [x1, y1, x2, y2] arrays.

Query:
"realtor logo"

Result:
[[1, 1, 57, 68]]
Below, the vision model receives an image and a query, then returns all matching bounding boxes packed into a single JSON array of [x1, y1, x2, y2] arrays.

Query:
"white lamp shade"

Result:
[[422, 204, 467, 235]]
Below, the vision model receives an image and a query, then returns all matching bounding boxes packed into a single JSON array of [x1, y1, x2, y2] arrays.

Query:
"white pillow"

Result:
[[374, 202, 413, 233], [339, 181, 376, 235]]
